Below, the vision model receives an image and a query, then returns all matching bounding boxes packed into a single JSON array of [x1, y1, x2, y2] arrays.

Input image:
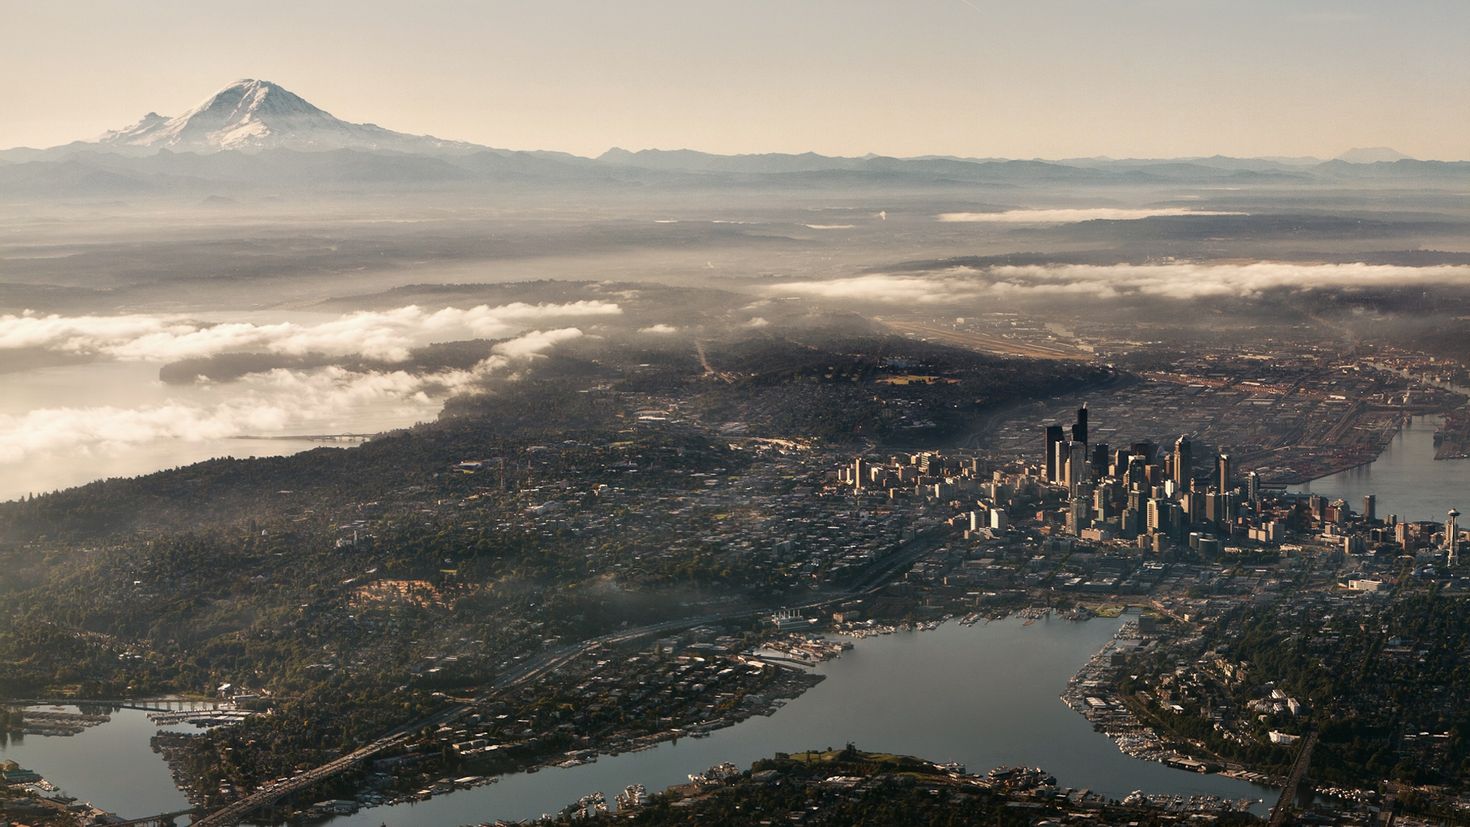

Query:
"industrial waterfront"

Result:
[[1292, 414, 1470, 524]]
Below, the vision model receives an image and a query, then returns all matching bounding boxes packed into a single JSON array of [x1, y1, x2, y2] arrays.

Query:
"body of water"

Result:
[[1291, 414, 1470, 524], [0, 705, 197, 819], [1, 618, 1272, 824], [324, 615, 1271, 826]]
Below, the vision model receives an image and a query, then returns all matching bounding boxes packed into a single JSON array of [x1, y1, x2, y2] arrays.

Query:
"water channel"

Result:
[[3, 616, 1274, 824], [1291, 414, 1470, 524]]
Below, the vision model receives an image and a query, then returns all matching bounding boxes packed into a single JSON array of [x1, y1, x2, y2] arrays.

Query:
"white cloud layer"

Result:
[[638, 323, 679, 334], [0, 327, 585, 465], [937, 208, 1245, 224], [769, 262, 1470, 303], [0, 301, 621, 363]]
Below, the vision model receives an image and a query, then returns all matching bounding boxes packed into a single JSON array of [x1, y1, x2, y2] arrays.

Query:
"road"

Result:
[[1267, 730, 1318, 827]]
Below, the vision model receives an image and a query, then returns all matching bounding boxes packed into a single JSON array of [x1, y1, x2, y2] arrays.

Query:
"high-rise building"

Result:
[[1092, 482, 1116, 520], [1126, 455, 1146, 489], [1054, 440, 1071, 486], [1120, 506, 1142, 538], [1131, 441, 1157, 467], [853, 457, 864, 491], [1072, 404, 1088, 446], [1111, 447, 1131, 474], [1449, 508, 1461, 565], [1068, 496, 1088, 536], [1172, 436, 1193, 490], [1067, 441, 1090, 494], [1090, 442, 1110, 479], [1204, 492, 1221, 525], [1362, 494, 1377, 523], [1247, 471, 1260, 508], [1044, 425, 1065, 482], [1147, 498, 1165, 534], [1217, 452, 1231, 493]]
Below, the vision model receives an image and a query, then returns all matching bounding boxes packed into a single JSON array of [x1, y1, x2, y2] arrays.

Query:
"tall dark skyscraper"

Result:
[[1217, 452, 1231, 493], [1127, 455, 1146, 489], [1091, 443, 1111, 479], [1072, 404, 1088, 445], [1172, 435, 1193, 490], [1045, 425, 1064, 482], [1131, 441, 1157, 466]]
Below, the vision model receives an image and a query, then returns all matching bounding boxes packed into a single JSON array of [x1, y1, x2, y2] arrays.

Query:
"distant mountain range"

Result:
[[0, 79, 1460, 199]]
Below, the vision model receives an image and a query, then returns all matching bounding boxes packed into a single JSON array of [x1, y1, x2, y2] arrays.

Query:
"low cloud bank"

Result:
[[937, 208, 1245, 224], [0, 301, 621, 363], [770, 262, 1470, 302], [0, 327, 585, 465]]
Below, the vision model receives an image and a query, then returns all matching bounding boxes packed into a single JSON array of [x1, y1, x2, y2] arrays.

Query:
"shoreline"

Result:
[[1060, 620, 1282, 798], [7, 613, 1278, 826]]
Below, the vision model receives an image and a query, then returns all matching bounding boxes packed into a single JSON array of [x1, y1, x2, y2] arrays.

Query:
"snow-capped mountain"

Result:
[[94, 79, 480, 154], [4, 79, 1468, 199]]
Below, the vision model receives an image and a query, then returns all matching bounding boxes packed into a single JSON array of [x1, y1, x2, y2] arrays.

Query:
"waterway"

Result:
[[1292, 414, 1470, 523], [1, 617, 1272, 824], [320, 615, 1271, 826]]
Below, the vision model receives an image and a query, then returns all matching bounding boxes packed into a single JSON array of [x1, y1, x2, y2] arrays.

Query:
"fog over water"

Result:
[[0, 359, 439, 500]]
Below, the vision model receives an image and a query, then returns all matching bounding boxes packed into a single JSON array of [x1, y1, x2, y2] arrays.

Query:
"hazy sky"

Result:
[[4, 0, 1468, 159]]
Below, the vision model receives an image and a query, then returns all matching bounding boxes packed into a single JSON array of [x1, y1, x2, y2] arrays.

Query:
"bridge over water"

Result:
[[4, 698, 226, 714]]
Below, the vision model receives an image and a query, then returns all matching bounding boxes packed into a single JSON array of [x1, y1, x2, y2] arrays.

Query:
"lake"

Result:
[[331, 616, 1273, 824], [1291, 414, 1470, 524], [2, 617, 1271, 824], [0, 704, 198, 819]]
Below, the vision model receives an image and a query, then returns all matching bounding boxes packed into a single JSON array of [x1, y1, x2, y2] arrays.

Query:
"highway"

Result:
[[1267, 730, 1318, 827]]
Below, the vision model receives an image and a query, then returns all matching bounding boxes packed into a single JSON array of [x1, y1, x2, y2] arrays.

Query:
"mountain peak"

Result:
[[201, 79, 313, 113], [93, 78, 478, 154], [1335, 146, 1415, 164]]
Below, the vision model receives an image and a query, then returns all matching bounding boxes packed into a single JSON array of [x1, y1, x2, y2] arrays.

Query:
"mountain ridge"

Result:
[[1, 79, 1466, 198]]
